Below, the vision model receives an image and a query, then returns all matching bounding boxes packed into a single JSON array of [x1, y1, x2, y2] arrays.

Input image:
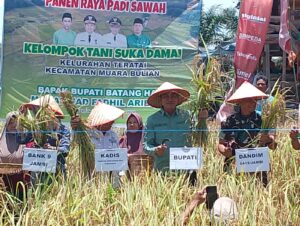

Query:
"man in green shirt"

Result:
[[53, 13, 76, 46], [127, 18, 151, 48], [144, 82, 208, 185]]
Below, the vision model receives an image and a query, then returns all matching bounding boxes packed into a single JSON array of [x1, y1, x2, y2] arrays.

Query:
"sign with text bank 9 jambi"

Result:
[[1, 0, 201, 120]]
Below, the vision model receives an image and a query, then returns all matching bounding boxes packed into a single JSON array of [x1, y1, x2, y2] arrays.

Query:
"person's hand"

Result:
[[289, 127, 299, 140], [259, 133, 273, 146], [155, 144, 167, 156], [198, 109, 208, 120], [70, 115, 81, 130], [191, 188, 207, 206], [43, 143, 55, 150]]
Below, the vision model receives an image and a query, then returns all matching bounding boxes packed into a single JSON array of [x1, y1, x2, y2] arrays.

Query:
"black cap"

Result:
[[133, 18, 143, 25], [62, 13, 72, 20], [109, 17, 122, 25], [84, 15, 97, 24]]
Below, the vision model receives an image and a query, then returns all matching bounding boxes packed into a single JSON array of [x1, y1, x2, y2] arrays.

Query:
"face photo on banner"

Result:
[[1, 1, 201, 121]]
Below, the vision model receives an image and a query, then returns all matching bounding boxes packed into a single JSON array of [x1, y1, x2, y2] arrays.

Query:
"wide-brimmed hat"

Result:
[[211, 197, 238, 221], [147, 82, 190, 108], [87, 102, 124, 127], [227, 81, 268, 104], [20, 94, 64, 118]]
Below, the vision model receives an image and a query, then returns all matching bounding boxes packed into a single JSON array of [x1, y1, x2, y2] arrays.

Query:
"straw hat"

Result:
[[147, 82, 190, 108], [227, 81, 268, 104], [20, 94, 64, 118], [211, 197, 238, 221], [87, 102, 124, 127]]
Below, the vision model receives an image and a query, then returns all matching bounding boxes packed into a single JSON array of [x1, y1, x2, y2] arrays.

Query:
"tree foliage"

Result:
[[200, 6, 238, 45]]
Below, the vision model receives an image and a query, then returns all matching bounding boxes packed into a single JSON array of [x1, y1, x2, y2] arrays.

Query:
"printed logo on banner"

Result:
[[238, 33, 262, 44], [95, 148, 128, 172], [236, 51, 257, 61], [235, 147, 269, 173], [241, 13, 266, 23], [22, 148, 58, 173], [169, 147, 202, 170]]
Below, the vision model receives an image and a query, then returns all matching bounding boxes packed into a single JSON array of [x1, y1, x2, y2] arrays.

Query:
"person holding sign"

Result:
[[144, 82, 208, 186], [74, 15, 102, 47], [127, 18, 151, 48], [52, 12, 76, 46], [101, 17, 127, 48], [71, 102, 125, 188], [0, 111, 29, 201], [218, 81, 277, 186], [20, 95, 71, 183]]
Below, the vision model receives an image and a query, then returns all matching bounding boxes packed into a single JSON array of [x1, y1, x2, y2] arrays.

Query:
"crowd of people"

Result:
[[53, 13, 152, 48], [0, 77, 299, 223]]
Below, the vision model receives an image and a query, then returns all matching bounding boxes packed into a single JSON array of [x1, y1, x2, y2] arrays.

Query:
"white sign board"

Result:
[[22, 148, 58, 173], [235, 147, 269, 173], [95, 148, 128, 172], [170, 147, 202, 170]]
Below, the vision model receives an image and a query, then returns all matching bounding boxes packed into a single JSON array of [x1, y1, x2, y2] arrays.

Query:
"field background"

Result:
[[1, 121, 300, 225], [1, 1, 200, 121]]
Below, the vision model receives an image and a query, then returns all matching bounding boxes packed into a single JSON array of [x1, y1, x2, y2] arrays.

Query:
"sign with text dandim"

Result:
[[235, 147, 269, 173], [1, 0, 201, 120]]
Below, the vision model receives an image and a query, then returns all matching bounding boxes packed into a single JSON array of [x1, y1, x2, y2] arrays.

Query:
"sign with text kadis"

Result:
[[169, 147, 202, 170], [2, 0, 201, 121], [95, 148, 128, 172], [235, 147, 269, 173], [22, 148, 58, 173]]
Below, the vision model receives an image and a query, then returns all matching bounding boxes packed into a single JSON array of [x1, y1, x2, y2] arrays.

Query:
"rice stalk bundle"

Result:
[[60, 91, 95, 179], [17, 99, 59, 148], [261, 80, 286, 133], [185, 55, 224, 147]]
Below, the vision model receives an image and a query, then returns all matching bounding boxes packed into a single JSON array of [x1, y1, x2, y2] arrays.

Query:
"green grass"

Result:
[[1, 122, 300, 225]]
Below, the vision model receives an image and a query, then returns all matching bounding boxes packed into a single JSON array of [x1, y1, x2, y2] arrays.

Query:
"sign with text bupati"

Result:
[[234, 0, 273, 87], [169, 147, 202, 170], [95, 148, 128, 172], [235, 147, 269, 173], [1, 0, 201, 121], [22, 148, 58, 173]]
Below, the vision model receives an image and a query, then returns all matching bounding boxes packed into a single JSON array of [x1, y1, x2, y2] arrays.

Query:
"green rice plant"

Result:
[[261, 80, 287, 132], [60, 91, 95, 180], [185, 55, 225, 147], [0, 122, 299, 225]]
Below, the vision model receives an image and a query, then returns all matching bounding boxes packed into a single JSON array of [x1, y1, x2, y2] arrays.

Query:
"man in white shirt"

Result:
[[74, 15, 102, 47], [101, 17, 127, 48]]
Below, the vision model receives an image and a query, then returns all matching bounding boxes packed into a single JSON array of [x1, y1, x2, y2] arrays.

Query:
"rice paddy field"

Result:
[[0, 121, 299, 225]]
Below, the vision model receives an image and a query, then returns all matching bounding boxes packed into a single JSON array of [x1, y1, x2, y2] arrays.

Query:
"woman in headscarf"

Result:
[[119, 113, 145, 154], [0, 111, 29, 200]]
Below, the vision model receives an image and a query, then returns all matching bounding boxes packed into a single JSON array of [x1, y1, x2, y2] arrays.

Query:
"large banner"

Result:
[[234, 0, 273, 87], [1, 0, 201, 120]]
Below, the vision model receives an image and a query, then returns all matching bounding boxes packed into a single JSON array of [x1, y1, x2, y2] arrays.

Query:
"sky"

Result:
[[0, 0, 237, 44]]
